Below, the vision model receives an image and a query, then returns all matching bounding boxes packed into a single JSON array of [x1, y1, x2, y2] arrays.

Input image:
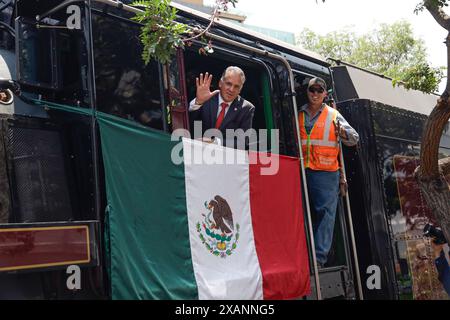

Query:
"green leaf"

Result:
[[133, 0, 191, 64]]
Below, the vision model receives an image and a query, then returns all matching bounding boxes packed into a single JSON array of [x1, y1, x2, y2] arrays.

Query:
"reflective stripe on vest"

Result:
[[299, 105, 340, 171]]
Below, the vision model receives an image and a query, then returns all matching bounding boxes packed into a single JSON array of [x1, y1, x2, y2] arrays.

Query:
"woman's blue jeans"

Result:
[[305, 169, 340, 265]]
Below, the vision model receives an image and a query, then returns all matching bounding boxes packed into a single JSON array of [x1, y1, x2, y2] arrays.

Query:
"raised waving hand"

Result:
[[195, 72, 220, 105]]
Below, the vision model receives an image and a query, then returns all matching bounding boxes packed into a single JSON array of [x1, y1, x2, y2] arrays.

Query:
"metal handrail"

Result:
[[338, 143, 364, 299], [329, 65, 364, 300]]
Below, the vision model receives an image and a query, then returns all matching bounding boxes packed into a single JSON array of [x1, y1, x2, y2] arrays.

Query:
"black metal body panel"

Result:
[[338, 99, 398, 299], [0, 117, 11, 224], [338, 98, 450, 300], [2, 113, 95, 223]]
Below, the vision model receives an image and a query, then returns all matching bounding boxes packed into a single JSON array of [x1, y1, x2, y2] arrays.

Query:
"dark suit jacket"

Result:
[[435, 250, 450, 295], [190, 94, 255, 147]]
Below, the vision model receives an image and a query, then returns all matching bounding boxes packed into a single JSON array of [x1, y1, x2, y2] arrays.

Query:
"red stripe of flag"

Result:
[[249, 152, 311, 299]]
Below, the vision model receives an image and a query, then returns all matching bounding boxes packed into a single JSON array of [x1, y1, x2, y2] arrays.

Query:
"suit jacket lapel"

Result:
[[220, 96, 243, 130]]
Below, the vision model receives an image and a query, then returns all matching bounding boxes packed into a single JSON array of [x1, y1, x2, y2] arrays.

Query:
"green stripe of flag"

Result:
[[98, 114, 198, 299]]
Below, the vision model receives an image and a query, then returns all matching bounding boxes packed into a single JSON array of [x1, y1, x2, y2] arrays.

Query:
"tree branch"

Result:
[[424, 0, 450, 30], [419, 97, 450, 177], [440, 156, 450, 177], [182, 6, 220, 42]]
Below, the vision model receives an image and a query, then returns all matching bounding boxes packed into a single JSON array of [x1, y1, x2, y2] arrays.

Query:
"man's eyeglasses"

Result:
[[308, 87, 325, 94]]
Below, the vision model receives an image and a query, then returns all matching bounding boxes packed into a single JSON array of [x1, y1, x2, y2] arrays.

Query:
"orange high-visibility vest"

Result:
[[299, 105, 340, 171]]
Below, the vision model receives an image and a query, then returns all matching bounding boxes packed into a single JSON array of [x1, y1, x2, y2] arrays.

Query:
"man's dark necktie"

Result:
[[215, 102, 229, 129]]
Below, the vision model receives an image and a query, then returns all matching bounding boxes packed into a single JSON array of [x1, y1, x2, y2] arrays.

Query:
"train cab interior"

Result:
[[182, 48, 273, 152]]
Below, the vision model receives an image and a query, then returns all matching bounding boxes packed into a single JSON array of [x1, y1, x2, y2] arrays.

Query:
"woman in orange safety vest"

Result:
[[298, 77, 359, 268]]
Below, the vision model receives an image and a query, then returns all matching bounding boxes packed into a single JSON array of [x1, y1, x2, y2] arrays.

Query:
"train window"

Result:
[[16, 18, 84, 92], [16, 18, 55, 89], [16, 17, 86, 103], [183, 49, 271, 151], [92, 13, 164, 131], [294, 73, 310, 109]]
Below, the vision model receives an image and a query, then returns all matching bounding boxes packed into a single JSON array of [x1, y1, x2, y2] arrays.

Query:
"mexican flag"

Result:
[[99, 114, 310, 300]]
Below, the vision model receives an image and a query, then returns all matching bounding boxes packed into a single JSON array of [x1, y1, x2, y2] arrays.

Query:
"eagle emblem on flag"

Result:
[[197, 195, 240, 258]]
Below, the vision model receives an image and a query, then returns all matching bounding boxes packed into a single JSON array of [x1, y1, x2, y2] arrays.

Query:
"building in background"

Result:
[[174, 0, 246, 23], [243, 25, 295, 45], [174, 0, 295, 45]]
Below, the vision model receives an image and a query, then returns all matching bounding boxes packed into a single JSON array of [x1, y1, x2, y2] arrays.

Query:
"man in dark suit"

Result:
[[431, 237, 450, 296], [189, 66, 255, 148]]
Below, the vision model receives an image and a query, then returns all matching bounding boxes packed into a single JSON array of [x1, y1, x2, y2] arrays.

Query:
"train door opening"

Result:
[[294, 71, 357, 299], [182, 48, 275, 152]]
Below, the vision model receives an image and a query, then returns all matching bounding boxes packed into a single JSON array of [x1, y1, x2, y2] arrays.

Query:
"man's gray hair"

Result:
[[221, 66, 246, 84]]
